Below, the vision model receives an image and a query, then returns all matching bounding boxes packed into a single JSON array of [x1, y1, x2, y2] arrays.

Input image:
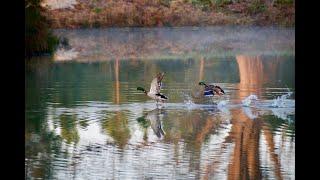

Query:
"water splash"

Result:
[[184, 98, 196, 109], [271, 91, 293, 108], [271, 108, 295, 122], [54, 48, 79, 61], [242, 95, 258, 107], [242, 107, 258, 120], [184, 99, 195, 106], [217, 100, 227, 108], [217, 100, 230, 115], [182, 92, 196, 107]]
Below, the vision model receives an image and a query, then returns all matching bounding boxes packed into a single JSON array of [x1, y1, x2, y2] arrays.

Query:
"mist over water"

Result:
[[26, 27, 294, 180], [53, 26, 294, 61]]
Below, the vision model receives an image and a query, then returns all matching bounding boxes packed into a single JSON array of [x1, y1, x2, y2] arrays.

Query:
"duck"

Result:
[[137, 108, 166, 139], [146, 108, 165, 138], [137, 72, 168, 103], [198, 81, 225, 97]]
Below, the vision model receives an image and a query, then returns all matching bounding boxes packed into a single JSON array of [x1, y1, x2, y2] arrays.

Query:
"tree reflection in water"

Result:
[[25, 53, 294, 179], [102, 111, 130, 149]]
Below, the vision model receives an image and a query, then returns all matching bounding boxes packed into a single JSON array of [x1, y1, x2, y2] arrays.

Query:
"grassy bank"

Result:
[[43, 0, 294, 28]]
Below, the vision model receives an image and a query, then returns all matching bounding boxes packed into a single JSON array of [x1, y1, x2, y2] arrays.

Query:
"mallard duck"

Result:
[[137, 72, 168, 103], [147, 108, 165, 138], [198, 81, 225, 96], [137, 108, 166, 138]]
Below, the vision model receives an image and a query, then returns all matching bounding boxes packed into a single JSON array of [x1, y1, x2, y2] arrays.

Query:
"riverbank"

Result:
[[42, 0, 294, 29]]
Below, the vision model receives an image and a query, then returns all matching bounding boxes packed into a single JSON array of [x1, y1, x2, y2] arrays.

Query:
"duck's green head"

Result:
[[199, 81, 206, 86], [137, 87, 146, 92], [137, 117, 150, 128]]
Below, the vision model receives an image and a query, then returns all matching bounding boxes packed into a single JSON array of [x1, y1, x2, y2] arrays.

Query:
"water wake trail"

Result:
[[271, 91, 293, 108], [242, 94, 258, 107]]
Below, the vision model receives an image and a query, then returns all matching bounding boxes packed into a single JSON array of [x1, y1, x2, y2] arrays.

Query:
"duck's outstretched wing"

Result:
[[204, 84, 225, 96], [149, 72, 164, 94], [213, 85, 225, 95]]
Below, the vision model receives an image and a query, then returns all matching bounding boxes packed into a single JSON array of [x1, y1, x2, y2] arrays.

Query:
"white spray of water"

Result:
[[242, 94, 258, 107], [184, 99, 196, 106], [271, 108, 294, 122], [182, 93, 196, 109], [271, 91, 293, 108], [242, 107, 258, 119], [54, 48, 79, 61], [217, 100, 227, 108], [217, 100, 231, 115]]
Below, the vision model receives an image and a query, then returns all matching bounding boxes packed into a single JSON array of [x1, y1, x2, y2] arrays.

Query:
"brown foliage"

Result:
[[43, 0, 294, 28]]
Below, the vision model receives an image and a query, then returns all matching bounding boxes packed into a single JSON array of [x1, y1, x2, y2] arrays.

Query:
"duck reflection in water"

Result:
[[137, 108, 166, 139]]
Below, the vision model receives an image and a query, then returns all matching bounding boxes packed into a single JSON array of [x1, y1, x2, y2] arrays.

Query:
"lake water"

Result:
[[25, 27, 295, 179]]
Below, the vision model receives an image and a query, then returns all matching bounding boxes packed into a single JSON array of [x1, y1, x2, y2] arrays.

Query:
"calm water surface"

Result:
[[26, 27, 295, 180]]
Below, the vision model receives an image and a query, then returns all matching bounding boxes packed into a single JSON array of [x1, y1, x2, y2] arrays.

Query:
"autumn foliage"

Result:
[[43, 0, 294, 28]]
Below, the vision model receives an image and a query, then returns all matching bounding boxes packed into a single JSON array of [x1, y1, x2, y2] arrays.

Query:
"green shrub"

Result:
[[160, 0, 171, 7], [93, 8, 102, 14], [247, 0, 266, 14], [213, 0, 232, 7], [187, 0, 232, 11], [81, 20, 91, 28], [25, 0, 59, 57], [275, 0, 294, 5], [93, 21, 101, 28]]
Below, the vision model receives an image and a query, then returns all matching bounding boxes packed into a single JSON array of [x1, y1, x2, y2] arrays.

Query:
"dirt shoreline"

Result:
[[43, 0, 295, 29]]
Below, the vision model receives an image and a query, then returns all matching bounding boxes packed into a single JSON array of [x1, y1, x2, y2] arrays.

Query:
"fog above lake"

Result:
[[53, 26, 294, 62]]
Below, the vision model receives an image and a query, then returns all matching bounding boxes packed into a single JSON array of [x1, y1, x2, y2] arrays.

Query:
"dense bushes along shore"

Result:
[[44, 0, 294, 28], [26, 0, 294, 57], [26, 0, 59, 57]]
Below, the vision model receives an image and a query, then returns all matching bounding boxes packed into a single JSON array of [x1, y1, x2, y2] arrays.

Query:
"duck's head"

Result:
[[198, 81, 206, 86], [137, 116, 149, 128], [137, 87, 147, 94]]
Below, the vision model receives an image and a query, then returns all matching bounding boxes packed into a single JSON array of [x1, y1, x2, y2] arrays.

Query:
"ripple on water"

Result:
[[26, 47, 294, 179]]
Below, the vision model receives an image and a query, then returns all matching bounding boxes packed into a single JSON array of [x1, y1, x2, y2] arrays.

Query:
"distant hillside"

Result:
[[42, 0, 294, 28]]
